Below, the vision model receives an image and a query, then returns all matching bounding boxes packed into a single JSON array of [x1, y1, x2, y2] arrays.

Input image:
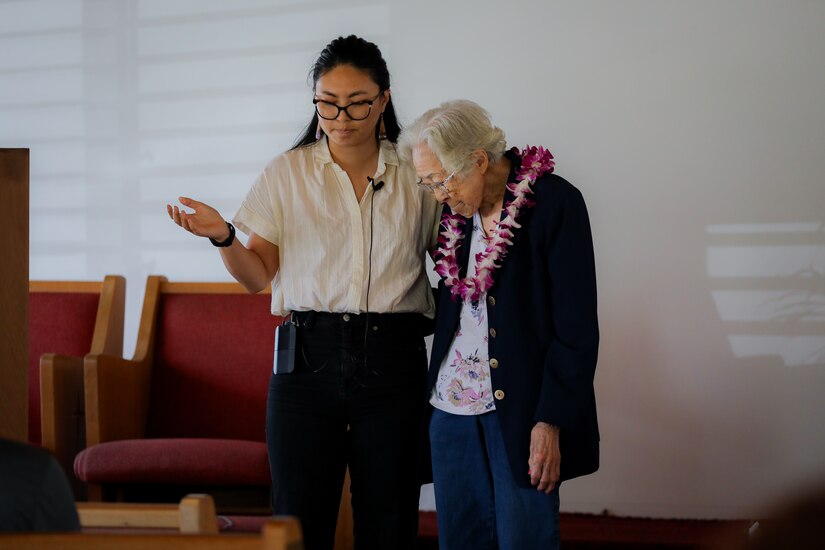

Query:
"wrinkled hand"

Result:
[[167, 197, 229, 241], [528, 422, 560, 494]]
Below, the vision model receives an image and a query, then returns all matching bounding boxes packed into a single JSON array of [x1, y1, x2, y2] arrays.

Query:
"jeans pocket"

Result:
[[299, 341, 336, 373]]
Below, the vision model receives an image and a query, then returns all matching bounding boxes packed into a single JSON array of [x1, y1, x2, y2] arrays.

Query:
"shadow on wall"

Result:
[[711, 479, 825, 550], [707, 221, 825, 368]]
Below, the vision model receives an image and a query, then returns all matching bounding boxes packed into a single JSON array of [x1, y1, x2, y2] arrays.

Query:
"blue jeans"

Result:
[[267, 312, 428, 550], [429, 408, 560, 550]]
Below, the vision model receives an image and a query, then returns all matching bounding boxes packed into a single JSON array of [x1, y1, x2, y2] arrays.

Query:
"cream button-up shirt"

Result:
[[233, 137, 441, 317]]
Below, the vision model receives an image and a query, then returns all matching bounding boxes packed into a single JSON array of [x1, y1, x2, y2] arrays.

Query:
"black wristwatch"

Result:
[[209, 222, 236, 247]]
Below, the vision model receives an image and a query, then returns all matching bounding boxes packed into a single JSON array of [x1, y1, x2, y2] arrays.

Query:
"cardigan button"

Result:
[[489, 328, 497, 338], [494, 390, 505, 400], [489, 358, 499, 369], [487, 295, 496, 306]]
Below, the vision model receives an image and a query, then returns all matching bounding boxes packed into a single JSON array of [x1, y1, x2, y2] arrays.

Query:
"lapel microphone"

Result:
[[367, 176, 385, 191]]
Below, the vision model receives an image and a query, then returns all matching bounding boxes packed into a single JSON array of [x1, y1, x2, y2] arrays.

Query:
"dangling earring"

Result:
[[378, 113, 387, 141], [315, 119, 322, 140]]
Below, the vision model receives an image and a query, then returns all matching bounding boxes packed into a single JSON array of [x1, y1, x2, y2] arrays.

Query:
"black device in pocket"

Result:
[[273, 322, 297, 374]]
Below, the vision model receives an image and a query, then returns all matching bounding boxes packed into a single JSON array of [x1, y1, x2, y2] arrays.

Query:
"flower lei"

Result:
[[434, 145, 555, 302]]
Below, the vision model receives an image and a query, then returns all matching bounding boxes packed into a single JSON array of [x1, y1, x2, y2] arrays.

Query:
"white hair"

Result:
[[398, 99, 507, 175]]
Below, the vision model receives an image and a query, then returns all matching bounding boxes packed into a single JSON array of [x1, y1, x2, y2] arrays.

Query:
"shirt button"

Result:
[[494, 390, 505, 400], [489, 328, 497, 338], [489, 358, 499, 369], [342, 314, 351, 322], [487, 296, 496, 306]]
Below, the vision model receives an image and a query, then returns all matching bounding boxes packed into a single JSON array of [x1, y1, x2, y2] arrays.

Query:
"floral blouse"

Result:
[[430, 213, 496, 415]]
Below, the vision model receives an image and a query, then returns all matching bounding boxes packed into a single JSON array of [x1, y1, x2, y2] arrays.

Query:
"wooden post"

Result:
[[0, 149, 29, 442]]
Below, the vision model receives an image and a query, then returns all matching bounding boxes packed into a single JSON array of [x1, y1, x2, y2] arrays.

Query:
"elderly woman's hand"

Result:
[[528, 422, 561, 494]]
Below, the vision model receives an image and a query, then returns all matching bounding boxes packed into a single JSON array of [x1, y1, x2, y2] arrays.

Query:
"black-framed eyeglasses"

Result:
[[416, 168, 458, 195], [313, 92, 382, 121]]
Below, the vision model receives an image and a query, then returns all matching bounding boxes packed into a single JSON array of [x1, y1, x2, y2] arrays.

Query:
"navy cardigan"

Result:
[[428, 150, 600, 486]]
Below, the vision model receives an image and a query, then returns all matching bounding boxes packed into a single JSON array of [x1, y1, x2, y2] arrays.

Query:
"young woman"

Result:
[[168, 35, 439, 550]]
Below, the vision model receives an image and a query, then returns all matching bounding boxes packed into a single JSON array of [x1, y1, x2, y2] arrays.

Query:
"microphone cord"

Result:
[[363, 177, 383, 378]]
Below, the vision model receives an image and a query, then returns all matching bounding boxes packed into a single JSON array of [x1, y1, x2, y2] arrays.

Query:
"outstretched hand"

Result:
[[167, 197, 230, 241]]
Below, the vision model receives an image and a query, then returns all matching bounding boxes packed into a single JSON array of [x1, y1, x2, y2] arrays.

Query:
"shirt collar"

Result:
[[313, 135, 333, 165], [313, 136, 399, 178]]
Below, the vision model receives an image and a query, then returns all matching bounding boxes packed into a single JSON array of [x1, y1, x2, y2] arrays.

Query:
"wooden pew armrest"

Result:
[[84, 354, 152, 446], [40, 353, 85, 459]]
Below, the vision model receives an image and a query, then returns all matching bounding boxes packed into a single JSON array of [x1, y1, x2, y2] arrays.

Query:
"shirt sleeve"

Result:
[[533, 178, 600, 430], [232, 156, 286, 246]]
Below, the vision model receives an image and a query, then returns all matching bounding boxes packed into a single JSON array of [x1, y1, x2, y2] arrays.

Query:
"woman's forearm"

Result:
[[218, 236, 280, 294]]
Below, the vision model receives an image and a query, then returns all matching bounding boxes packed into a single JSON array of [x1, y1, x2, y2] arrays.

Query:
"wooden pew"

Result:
[[0, 517, 303, 550], [31, 275, 126, 498], [77, 493, 218, 534]]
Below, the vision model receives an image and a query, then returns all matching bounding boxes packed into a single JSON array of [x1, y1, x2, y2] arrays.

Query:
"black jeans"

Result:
[[266, 311, 428, 550]]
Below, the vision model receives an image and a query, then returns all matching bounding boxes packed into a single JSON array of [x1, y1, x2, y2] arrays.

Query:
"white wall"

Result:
[[3, 0, 824, 519]]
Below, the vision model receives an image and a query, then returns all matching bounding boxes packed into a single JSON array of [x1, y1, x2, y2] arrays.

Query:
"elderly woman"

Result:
[[399, 100, 600, 549]]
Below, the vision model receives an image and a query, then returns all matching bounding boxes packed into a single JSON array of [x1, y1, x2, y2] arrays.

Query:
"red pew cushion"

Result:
[[74, 438, 269, 486]]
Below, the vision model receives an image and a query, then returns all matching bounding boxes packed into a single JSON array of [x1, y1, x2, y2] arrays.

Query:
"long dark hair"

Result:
[[291, 35, 401, 149]]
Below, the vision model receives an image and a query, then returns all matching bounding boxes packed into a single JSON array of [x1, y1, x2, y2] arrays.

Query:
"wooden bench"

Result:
[[76, 277, 278, 509], [78, 493, 218, 534], [73, 276, 353, 547], [0, 517, 303, 550], [29, 275, 126, 497]]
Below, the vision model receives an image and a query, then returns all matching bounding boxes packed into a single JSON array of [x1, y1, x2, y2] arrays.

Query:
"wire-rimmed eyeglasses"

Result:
[[416, 168, 458, 195]]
